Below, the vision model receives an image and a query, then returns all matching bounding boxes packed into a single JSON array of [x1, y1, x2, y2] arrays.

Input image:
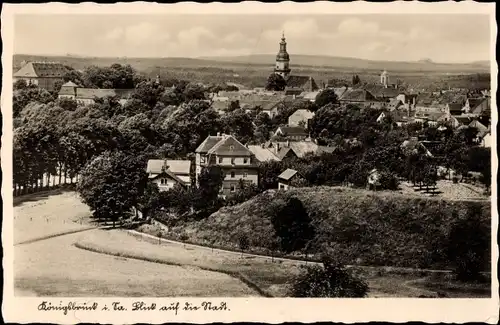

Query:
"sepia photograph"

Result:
[[1, 1, 498, 324]]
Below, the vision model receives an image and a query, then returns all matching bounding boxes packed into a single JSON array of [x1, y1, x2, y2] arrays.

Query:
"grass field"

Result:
[[13, 190, 491, 297], [13, 192, 258, 297]]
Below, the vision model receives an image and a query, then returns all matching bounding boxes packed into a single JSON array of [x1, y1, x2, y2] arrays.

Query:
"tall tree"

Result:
[[77, 151, 148, 227], [265, 73, 286, 91]]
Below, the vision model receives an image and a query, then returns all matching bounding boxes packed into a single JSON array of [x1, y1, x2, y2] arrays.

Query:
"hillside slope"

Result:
[[171, 186, 491, 271]]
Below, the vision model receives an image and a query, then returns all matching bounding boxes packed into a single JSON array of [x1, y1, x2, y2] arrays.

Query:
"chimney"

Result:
[[286, 140, 290, 147]]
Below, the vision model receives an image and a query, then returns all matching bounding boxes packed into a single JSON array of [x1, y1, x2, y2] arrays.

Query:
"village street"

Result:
[[13, 191, 259, 297]]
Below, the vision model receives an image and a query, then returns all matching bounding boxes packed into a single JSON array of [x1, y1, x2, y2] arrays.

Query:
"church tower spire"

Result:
[[274, 32, 291, 79]]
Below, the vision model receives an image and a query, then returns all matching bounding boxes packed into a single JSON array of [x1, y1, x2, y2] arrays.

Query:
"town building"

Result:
[[273, 33, 319, 93], [13, 61, 67, 91], [288, 109, 315, 128], [380, 70, 389, 88], [248, 140, 334, 162], [195, 133, 258, 195], [146, 159, 192, 191], [278, 168, 305, 190], [58, 81, 134, 105], [273, 126, 309, 141]]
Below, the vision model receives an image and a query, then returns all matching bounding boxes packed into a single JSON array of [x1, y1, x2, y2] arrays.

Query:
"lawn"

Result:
[[13, 190, 93, 245]]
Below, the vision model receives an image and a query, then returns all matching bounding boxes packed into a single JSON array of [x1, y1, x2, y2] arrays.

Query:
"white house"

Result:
[[146, 159, 192, 191]]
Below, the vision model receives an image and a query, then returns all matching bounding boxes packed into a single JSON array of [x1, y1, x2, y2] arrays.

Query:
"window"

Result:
[[231, 158, 235, 165], [231, 171, 235, 178], [201, 156, 206, 163], [219, 157, 223, 164], [160, 178, 166, 185], [230, 185, 236, 192], [229, 145, 234, 151], [243, 172, 248, 178], [243, 158, 248, 164]]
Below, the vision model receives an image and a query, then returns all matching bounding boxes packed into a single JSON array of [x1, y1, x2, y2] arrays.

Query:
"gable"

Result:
[[208, 135, 253, 156]]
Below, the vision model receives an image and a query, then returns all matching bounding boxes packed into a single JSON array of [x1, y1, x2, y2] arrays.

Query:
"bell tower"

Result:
[[274, 32, 291, 79]]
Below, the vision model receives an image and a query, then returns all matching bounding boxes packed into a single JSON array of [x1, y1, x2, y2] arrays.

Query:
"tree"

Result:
[[352, 75, 361, 86], [265, 73, 286, 91], [221, 109, 254, 144], [446, 205, 489, 282], [77, 151, 148, 227], [14, 79, 28, 90], [195, 165, 225, 210], [289, 256, 369, 297], [314, 88, 339, 109], [238, 234, 250, 257], [254, 112, 272, 143], [270, 197, 315, 253]]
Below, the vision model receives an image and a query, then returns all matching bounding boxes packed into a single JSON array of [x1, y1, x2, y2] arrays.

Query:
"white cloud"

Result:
[[337, 18, 380, 36], [103, 22, 170, 45]]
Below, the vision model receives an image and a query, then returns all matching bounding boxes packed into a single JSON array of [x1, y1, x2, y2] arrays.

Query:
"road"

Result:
[[13, 192, 258, 297]]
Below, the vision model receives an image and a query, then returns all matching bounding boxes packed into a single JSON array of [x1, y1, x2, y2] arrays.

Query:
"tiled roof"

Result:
[[278, 168, 298, 181], [448, 103, 463, 115], [454, 116, 473, 125], [286, 75, 319, 90], [247, 145, 280, 162], [196, 134, 253, 156], [195, 135, 224, 153], [340, 88, 377, 102], [146, 159, 191, 175], [149, 169, 187, 187], [289, 109, 315, 121], [389, 110, 413, 123], [62, 81, 78, 87], [362, 84, 400, 98], [14, 62, 67, 78], [469, 120, 488, 132], [332, 87, 350, 99]]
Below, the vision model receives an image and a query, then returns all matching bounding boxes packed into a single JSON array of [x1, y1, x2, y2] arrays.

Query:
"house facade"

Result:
[[195, 134, 259, 195], [273, 126, 308, 141], [13, 61, 67, 91], [146, 159, 192, 191]]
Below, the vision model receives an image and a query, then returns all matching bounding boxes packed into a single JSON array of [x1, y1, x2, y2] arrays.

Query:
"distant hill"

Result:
[[199, 54, 490, 73], [13, 53, 490, 75]]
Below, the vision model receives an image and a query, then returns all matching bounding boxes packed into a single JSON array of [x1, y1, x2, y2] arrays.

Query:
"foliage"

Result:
[[289, 257, 369, 297], [447, 205, 489, 281], [265, 73, 286, 91], [314, 88, 339, 109], [14, 79, 28, 90], [226, 180, 261, 206], [77, 151, 148, 226], [194, 166, 225, 211], [270, 196, 315, 253]]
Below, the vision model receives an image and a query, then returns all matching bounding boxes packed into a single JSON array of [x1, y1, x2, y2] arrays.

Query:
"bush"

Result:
[[447, 206, 489, 282], [289, 257, 369, 297], [379, 171, 399, 190], [271, 197, 316, 254], [452, 176, 459, 184]]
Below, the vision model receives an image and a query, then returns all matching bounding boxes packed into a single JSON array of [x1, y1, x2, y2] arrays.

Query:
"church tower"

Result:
[[274, 32, 291, 79], [380, 69, 389, 88]]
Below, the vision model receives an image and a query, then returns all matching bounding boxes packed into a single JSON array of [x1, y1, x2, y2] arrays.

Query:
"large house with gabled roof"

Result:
[[195, 133, 259, 195], [13, 61, 67, 91]]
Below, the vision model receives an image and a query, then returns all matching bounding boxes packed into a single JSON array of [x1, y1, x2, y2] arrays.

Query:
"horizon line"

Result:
[[12, 52, 490, 66]]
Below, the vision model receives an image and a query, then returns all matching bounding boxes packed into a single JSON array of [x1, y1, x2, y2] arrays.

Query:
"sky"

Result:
[[13, 14, 491, 63]]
